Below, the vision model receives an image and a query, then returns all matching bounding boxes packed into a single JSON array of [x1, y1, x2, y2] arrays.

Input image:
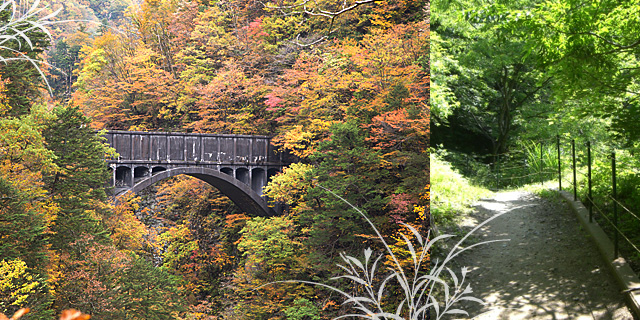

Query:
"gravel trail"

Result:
[[451, 191, 634, 320]]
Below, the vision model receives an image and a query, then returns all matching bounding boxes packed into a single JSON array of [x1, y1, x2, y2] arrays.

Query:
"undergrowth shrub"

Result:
[[263, 188, 507, 320], [430, 152, 492, 226]]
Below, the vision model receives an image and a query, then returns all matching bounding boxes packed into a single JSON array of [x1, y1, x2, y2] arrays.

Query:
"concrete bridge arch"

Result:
[[124, 167, 273, 216]]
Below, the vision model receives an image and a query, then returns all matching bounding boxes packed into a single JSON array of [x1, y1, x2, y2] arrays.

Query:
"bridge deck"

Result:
[[104, 130, 284, 164]]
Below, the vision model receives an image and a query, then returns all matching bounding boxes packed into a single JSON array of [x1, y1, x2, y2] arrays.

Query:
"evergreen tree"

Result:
[[304, 122, 387, 257], [0, 178, 49, 275], [42, 105, 113, 250], [0, 179, 54, 319], [48, 40, 82, 100], [115, 255, 186, 320], [0, 103, 56, 319]]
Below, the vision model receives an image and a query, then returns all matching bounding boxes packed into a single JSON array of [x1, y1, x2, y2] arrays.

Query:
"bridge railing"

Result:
[[449, 137, 559, 190], [480, 135, 640, 267], [559, 136, 640, 261], [104, 130, 289, 164]]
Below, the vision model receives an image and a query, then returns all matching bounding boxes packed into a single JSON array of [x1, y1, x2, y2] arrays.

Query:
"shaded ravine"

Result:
[[450, 191, 634, 320]]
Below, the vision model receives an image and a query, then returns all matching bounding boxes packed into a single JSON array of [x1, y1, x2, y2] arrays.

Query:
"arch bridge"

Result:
[[104, 130, 291, 216]]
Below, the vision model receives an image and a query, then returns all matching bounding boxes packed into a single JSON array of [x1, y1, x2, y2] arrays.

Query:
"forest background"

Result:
[[432, 0, 640, 286], [0, 0, 430, 319]]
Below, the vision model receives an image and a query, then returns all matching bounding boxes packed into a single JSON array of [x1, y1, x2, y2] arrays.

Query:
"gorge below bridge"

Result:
[[105, 130, 292, 216]]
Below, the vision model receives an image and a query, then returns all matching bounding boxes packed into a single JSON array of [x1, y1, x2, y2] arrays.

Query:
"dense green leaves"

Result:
[[526, 0, 640, 143], [0, 103, 55, 319], [433, 0, 553, 156], [115, 255, 186, 320], [238, 216, 301, 273], [283, 298, 321, 320], [305, 123, 386, 245], [0, 259, 52, 319], [42, 105, 113, 250]]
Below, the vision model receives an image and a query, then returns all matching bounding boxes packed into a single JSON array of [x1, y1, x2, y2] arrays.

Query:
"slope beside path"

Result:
[[451, 191, 634, 320]]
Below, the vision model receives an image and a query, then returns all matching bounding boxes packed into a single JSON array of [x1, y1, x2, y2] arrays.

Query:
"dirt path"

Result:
[[451, 191, 634, 320]]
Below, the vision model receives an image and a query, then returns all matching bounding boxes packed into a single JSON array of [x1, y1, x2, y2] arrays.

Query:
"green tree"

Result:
[[237, 216, 302, 275], [283, 298, 321, 320], [304, 122, 387, 258], [519, 0, 640, 144], [48, 39, 83, 100], [42, 105, 113, 250], [0, 182, 54, 319], [115, 255, 186, 320], [0, 104, 56, 319], [232, 215, 308, 319], [0, 179, 50, 280], [432, 0, 552, 156]]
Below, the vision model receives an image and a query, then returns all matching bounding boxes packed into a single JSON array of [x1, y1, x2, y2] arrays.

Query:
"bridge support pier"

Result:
[[113, 165, 277, 195], [110, 164, 283, 215]]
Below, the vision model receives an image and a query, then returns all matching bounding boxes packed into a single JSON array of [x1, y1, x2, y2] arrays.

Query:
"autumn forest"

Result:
[[0, 0, 430, 319]]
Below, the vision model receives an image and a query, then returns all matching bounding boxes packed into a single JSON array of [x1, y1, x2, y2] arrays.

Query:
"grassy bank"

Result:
[[430, 153, 493, 228]]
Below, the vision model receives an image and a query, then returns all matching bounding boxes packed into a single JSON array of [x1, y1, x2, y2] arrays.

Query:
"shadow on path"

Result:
[[452, 191, 634, 320]]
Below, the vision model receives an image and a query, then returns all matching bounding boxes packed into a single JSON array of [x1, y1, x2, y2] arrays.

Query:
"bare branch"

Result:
[[515, 75, 553, 107], [583, 31, 640, 51], [291, 32, 331, 47], [265, 0, 379, 17], [558, 30, 640, 54], [263, 0, 381, 47], [302, 0, 381, 18]]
